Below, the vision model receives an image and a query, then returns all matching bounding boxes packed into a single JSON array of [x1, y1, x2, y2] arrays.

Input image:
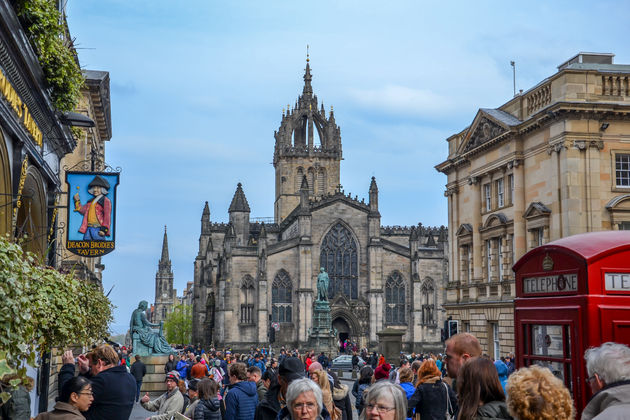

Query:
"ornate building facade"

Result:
[[192, 59, 448, 351], [436, 52, 630, 358]]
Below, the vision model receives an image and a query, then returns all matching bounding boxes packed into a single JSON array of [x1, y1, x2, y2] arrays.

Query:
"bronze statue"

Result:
[[130, 300, 173, 355], [317, 267, 329, 301]]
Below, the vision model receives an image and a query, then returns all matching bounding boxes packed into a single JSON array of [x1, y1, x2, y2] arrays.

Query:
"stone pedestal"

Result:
[[308, 300, 336, 354], [377, 328, 405, 365], [138, 355, 169, 395]]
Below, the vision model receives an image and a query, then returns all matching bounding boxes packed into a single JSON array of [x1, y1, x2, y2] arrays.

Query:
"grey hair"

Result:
[[358, 381, 407, 420], [286, 378, 323, 415], [585, 342, 630, 384]]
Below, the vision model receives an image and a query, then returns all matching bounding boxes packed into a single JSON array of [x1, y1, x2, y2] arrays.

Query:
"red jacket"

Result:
[[77, 196, 112, 235]]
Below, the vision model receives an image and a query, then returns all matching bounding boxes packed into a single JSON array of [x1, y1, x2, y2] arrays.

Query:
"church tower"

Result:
[[273, 53, 342, 222], [154, 226, 175, 323]]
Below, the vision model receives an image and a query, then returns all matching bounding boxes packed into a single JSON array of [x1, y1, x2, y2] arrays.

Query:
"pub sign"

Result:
[[65, 172, 119, 257]]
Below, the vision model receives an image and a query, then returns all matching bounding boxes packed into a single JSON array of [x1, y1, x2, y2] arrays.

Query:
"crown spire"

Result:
[[303, 45, 313, 97]]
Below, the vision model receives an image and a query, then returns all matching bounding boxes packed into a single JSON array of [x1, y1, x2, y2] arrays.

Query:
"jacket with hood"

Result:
[[582, 380, 630, 420], [332, 384, 352, 420], [194, 397, 222, 420], [224, 380, 258, 420], [493, 360, 509, 394], [407, 376, 457, 420], [474, 400, 512, 420]]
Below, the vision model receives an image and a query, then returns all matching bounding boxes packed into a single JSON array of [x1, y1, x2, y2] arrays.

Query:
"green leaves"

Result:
[[16, 0, 84, 111], [0, 238, 113, 400], [164, 304, 192, 345]]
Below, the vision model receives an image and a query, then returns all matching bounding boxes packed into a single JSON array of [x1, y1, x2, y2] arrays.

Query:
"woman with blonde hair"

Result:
[[506, 365, 574, 420], [407, 359, 456, 420], [310, 369, 341, 420]]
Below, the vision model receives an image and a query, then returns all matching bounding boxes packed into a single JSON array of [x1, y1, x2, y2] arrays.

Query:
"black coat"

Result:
[[194, 397, 222, 420], [59, 363, 136, 420], [407, 379, 458, 420], [165, 359, 177, 374], [130, 360, 146, 381], [254, 384, 282, 420]]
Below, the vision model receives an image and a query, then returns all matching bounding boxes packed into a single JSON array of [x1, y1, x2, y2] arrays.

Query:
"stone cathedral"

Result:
[[192, 59, 448, 352]]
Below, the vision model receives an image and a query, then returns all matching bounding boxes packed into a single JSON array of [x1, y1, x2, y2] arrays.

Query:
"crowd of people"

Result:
[[18, 336, 630, 420]]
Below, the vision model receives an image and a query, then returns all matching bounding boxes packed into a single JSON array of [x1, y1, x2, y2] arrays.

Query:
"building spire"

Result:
[[228, 182, 251, 213], [303, 45, 313, 97], [160, 225, 170, 266]]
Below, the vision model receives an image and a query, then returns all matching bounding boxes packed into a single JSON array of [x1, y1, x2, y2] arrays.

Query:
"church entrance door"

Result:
[[332, 317, 351, 353]]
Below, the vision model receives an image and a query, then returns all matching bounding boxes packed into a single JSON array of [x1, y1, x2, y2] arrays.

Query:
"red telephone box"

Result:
[[513, 231, 630, 415]]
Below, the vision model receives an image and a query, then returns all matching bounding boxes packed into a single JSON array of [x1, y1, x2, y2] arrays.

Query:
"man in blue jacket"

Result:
[[224, 362, 258, 420]]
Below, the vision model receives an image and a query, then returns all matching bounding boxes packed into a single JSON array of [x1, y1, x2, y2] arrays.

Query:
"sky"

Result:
[[66, 0, 630, 335]]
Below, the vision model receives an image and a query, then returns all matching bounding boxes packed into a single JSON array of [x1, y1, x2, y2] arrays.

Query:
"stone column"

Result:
[[471, 178, 482, 281], [512, 160, 526, 261]]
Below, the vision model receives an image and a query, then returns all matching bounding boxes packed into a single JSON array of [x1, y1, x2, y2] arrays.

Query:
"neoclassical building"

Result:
[[192, 59, 448, 352], [436, 52, 630, 358]]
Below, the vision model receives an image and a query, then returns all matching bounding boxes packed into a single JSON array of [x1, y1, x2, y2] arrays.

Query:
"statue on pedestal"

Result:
[[317, 267, 329, 302], [130, 300, 173, 355]]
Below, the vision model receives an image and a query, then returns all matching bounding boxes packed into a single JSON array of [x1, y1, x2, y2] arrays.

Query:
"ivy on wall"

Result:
[[0, 238, 113, 404], [16, 0, 84, 111]]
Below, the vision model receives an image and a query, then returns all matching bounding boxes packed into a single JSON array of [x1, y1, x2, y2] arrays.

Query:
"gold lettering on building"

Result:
[[0, 68, 43, 147]]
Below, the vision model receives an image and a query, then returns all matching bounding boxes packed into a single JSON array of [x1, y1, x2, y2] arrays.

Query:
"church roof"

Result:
[[228, 183, 251, 213]]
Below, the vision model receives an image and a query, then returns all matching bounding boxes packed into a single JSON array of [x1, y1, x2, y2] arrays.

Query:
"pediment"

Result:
[[524, 202, 552, 219], [456, 223, 473, 237], [458, 109, 519, 154], [606, 194, 630, 211], [482, 213, 509, 229]]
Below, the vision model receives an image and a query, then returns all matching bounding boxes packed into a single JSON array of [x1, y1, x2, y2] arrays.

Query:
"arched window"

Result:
[[162, 307, 167, 320], [320, 223, 358, 299], [421, 278, 436, 325], [296, 167, 304, 191], [385, 271, 406, 325], [240, 275, 255, 324], [272, 270, 292, 322]]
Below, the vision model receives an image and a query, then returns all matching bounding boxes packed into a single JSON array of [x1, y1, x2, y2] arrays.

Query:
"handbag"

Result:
[[443, 382, 454, 420]]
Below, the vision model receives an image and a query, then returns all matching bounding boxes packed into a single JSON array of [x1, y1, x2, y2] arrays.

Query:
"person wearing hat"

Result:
[[255, 356, 305, 420], [140, 371, 184, 419], [73, 174, 112, 241], [183, 378, 201, 418], [374, 362, 391, 382]]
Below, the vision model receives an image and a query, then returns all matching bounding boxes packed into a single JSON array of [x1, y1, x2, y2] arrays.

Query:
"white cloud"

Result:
[[346, 85, 453, 117]]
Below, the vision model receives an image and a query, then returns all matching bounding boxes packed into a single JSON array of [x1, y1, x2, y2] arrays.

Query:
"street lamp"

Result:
[[58, 111, 95, 128]]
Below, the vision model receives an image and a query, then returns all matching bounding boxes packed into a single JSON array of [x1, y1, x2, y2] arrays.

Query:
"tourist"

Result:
[[352, 366, 374, 415], [224, 362, 258, 420], [494, 360, 509, 394], [330, 371, 352, 420], [374, 362, 391, 382], [129, 355, 146, 403], [582, 342, 630, 420], [59, 346, 136, 420], [456, 357, 511, 420], [406, 359, 456, 420], [35, 376, 93, 420], [255, 356, 305, 420], [194, 378, 222, 420], [359, 381, 407, 420], [140, 371, 184, 419], [176, 354, 189, 382], [191, 356, 208, 379], [261, 369, 278, 391], [183, 378, 201, 418], [276, 377, 331, 420], [506, 365, 573, 420], [247, 365, 268, 402], [165, 353, 177, 374], [310, 369, 339, 420], [444, 333, 482, 388]]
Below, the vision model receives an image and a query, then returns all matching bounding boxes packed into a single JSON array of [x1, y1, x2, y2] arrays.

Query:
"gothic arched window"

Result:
[[240, 275, 255, 324], [320, 223, 358, 299], [421, 278, 436, 325], [272, 270, 292, 323], [385, 271, 406, 325], [162, 307, 167, 320]]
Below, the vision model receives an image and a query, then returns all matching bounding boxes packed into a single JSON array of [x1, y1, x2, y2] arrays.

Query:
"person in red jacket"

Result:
[[191, 356, 208, 379]]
